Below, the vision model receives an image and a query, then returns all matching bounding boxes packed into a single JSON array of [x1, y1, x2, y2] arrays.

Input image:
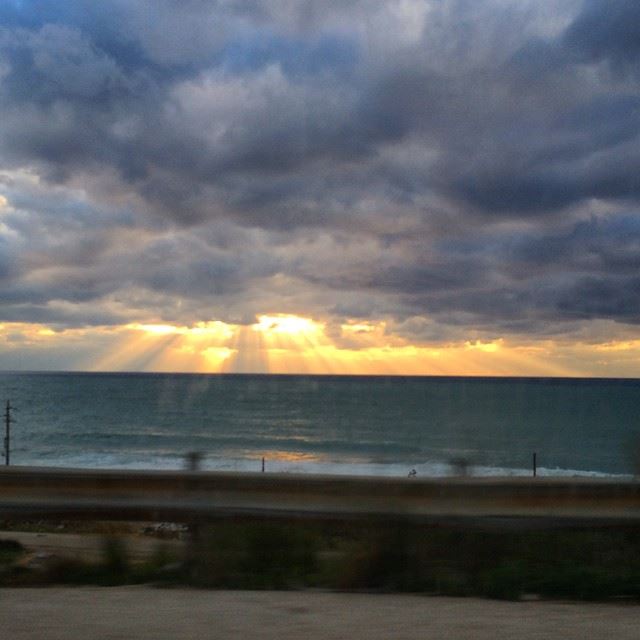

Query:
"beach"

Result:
[[2, 587, 639, 639]]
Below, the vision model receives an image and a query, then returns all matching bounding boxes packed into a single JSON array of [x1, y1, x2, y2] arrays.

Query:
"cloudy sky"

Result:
[[0, 0, 639, 376]]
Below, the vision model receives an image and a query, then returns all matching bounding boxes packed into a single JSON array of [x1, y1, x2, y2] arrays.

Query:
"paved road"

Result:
[[1, 588, 638, 639]]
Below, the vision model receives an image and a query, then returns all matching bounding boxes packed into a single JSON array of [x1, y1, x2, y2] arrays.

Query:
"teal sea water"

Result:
[[0, 372, 638, 477]]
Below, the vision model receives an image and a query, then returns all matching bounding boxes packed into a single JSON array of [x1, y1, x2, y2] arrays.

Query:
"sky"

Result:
[[0, 0, 639, 376]]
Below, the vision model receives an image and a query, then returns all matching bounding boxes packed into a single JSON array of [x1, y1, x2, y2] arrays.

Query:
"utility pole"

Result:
[[4, 400, 13, 466]]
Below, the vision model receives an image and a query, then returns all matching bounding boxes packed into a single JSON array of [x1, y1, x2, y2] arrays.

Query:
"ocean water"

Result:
[[0, 372, 638, 477]]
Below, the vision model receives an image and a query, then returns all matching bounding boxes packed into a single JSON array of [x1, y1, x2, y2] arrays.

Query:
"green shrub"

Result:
[[480, 563, 524, 600], [190, 520, 318, 589], [0, 538, 24, 565], [101, 536, 130, 584]]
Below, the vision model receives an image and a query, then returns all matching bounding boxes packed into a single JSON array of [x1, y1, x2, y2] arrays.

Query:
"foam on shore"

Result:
[[12, 452, 630, 479]]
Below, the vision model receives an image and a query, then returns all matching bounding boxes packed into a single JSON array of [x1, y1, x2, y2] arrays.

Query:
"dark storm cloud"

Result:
[[132, 234, 281, 298], [1, 0, 640, 341], [506, 215, 640, 273], [0, 173, 284, 326], [406, 215, 640, 329], [0, 235, 17, 281], [445, 90, 640, 214], [0, 302, 125, 327], [438, 0, 640, 216], [288, 211, 640, 335], [298, 254, 484, 295], [563, 0, 640, 73], [0, 16, 368, 225]]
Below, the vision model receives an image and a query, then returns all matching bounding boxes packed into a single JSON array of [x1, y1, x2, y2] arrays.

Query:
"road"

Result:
[[1, 587, 638, 639]]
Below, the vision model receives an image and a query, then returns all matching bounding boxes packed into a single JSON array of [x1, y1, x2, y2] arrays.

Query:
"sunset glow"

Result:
[[2, 317, 640, 377]]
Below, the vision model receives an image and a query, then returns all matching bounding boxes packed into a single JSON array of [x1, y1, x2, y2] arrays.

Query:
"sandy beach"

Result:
[[1, 586, 639, 639]]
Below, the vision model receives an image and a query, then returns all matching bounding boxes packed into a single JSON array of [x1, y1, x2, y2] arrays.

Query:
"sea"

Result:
[[0, 372, 638, 478]]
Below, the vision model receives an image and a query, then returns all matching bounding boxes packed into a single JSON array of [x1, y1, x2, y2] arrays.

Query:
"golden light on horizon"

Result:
[[91, 321, 237, 371], [257, 450, 322, 463], [254, 314, 320, 336], [595, 339, 640, 352], [249, 314, 328, 373], [1, 319, 640, 377], [129, 321, 234, 340], [130, 323, 179, 335], [465, 340, 502, 353], [87, 317, 609, 377]]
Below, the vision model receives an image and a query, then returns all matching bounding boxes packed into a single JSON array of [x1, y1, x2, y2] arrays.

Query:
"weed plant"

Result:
[[2, 520, 640, 600]]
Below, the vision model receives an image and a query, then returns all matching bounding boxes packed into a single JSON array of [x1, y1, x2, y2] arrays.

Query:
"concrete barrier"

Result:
[[0, 466, 639, 524]]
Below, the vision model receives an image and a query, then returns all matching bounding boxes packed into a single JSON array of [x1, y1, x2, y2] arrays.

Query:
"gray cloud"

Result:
[[0, 0, 639, 346]]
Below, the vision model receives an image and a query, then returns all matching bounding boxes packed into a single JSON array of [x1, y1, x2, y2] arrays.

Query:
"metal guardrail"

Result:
[[0, 466, 639, 524]]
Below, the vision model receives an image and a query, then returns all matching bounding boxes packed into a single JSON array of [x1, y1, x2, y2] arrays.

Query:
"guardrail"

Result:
[[0, 466, 639, 524]]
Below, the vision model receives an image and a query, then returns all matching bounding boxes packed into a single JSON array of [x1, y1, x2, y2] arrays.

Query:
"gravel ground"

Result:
[[1, 587, 639, 640]]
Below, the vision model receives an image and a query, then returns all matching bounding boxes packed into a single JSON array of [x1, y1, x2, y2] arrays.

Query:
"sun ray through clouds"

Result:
[[83, 317, 604, 376], [90, 322, 236, 373], [3, 317, 639, 376]]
